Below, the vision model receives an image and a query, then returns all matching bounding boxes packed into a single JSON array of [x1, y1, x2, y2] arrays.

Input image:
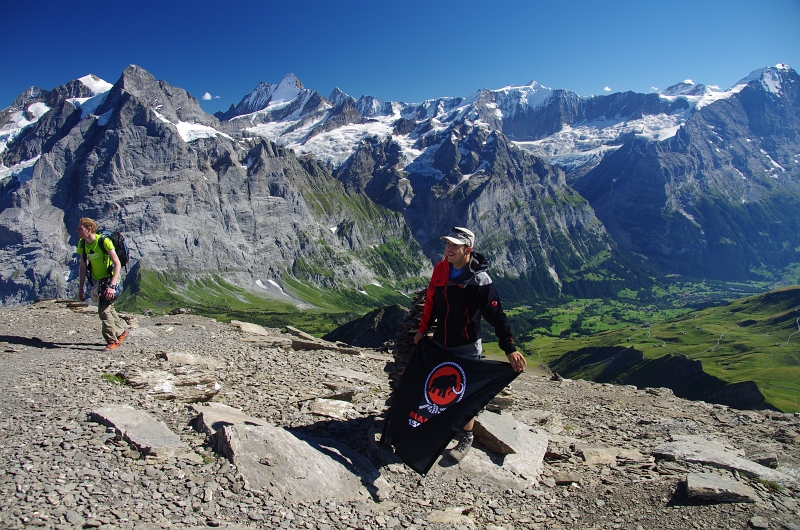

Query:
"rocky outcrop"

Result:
[[549, 346, 776, 410], [322, 304, 409, 348]]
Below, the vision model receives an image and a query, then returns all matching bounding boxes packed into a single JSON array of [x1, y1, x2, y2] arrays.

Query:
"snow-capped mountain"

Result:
[[211, 64, 799, 282], [574, 64, 800, 279], [214, 73, 332, 125], [0, 75, 111, 165], [0, 63, 798, 305], [213, 69, 778, 179]]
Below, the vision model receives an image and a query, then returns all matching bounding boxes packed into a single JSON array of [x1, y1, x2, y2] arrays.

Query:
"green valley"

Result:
[[519, 286, 800, 413]]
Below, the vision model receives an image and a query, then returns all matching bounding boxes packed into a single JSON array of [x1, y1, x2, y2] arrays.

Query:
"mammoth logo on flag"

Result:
[[414, 362, 466, 422], [382, 338, 519, 474]]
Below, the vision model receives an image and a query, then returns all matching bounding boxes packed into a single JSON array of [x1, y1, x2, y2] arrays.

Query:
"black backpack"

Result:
[[79, 230, 130, 276], [98, 229, 130, 272]]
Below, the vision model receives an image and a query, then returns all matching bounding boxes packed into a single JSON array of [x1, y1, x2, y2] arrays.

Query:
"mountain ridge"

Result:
[[0, 63, 798, 307]]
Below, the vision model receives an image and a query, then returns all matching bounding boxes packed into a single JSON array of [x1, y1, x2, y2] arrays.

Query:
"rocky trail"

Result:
[[1, 300, 799, 529]]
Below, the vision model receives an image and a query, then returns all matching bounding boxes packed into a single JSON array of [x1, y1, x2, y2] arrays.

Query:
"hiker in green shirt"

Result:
[[76, 217, 127, 350]]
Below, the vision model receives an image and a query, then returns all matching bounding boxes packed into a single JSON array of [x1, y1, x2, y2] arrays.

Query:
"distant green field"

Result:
[[521, 286, 800, 412], [117, 268, 423, 337]]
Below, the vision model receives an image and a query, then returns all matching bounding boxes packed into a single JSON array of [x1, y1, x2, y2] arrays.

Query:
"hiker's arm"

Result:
[[108, 249, 122, 288], [78, 257, 87, 301], [100, 248, 123, 300]]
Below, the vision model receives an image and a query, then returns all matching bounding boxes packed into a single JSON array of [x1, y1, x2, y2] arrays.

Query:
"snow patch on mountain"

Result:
[[0, 103, 51, 155], [66, 75, 114, 118], [78, 74, 113, 95], [0, 155, 40, 184], [69, 91, 110, 119], [247, 111, 418, 168], [491, 81, 554, 116], [514, 112, 685, 169], [297, 120, 396, 166], [153, 109, 232, 143], [97, 109, 114, 127], [659, 80, 742, 111]]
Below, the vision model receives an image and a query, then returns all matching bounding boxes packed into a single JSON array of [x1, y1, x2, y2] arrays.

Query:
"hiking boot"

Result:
[[105, 341, 120, 351], [117, 331, 127, 344], [445, 430, 474, 462]]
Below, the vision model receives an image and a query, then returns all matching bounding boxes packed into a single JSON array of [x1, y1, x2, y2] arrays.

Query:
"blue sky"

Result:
[[2, 0, 799, 115]]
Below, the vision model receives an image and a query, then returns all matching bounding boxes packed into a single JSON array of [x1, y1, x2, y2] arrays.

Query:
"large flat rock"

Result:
[[90, 404, 199, 462], [653, 434, 796, 486], [216, 423, 391, 502], [300, 398, 358, 420], [474, 410, 519, 454], [430, 421, 548, 488], [498, 425, 549, 482], [324, 367, 384, 385], [686, 472, 757, 503]]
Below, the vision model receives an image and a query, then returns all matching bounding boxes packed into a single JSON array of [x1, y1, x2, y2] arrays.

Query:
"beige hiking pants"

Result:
[[98, 298, 125, 344]]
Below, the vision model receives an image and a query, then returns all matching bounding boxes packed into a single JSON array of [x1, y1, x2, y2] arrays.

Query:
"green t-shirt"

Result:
[[78, 236, 115, 281]]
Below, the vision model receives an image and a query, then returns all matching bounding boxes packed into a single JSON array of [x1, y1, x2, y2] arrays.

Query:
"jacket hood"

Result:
[[469, 252, 490, 274]]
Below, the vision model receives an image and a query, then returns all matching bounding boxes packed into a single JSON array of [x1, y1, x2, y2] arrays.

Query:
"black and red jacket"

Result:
[[418, 252, 516, 354]]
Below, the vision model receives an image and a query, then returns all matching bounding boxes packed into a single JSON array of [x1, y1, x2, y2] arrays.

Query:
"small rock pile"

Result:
[[0, 299, 798, 530]]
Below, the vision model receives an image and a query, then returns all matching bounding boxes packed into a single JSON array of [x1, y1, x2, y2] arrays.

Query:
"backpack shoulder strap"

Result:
[[97, 234, 114, 256]]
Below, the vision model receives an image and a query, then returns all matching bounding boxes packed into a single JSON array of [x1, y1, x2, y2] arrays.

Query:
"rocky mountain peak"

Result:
[[356, 95, 392, 117], [738, 63, 797, 96], [115, 64, 159, 97], [661, 79, 710, 97], [329, 87, 354, 107], [97, 64, 216, 128], [216, 73, 312, 122]]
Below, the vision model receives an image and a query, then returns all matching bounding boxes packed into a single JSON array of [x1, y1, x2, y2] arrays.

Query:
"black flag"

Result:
[[381, 338, 519, 474]]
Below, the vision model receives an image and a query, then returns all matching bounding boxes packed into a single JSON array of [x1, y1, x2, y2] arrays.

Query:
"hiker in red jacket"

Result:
[[414, 226, 526, 461]]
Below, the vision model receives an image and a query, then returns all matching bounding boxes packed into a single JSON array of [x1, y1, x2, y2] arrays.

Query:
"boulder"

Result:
[[473, 411, 519, 454], [300, 398, 358, 420], [191, 402, 268, 442], [215, 423, 391, 502], [124, 367, 219, 402]]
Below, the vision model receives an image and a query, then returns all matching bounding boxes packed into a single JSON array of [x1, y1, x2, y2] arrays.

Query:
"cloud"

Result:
[[604, 86, 611, 92], [202, 92, 213, 101], [650, 86, 660, 93]]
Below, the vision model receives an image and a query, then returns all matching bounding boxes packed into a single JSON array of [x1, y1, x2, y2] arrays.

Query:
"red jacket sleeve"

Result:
[[418, 259, 449, 334]]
